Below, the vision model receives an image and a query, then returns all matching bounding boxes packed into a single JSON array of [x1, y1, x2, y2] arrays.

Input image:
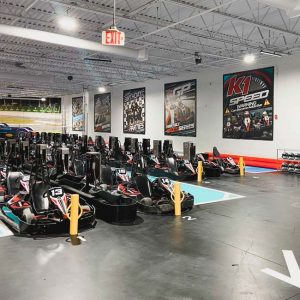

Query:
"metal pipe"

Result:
[[0, 24, 148, 61]]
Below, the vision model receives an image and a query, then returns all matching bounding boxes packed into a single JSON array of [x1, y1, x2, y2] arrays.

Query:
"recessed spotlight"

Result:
[[57, 16, 78, 32], [244, 54, 255, 64], [98, 86, 106, 93], [41, 97, 46, 101]]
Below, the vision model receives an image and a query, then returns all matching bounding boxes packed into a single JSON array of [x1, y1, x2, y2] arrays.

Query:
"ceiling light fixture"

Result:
[[98, 86, 106, 93], [57, 16, 78, 32], [244, 54, 255, 64], [260, 50, 282, 58]]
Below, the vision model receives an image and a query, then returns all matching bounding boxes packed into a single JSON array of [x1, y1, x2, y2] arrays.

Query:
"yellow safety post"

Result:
[[197, 161, 203, 183], [171, 182, 185, 216], [239, 157, 245, 176], [66, 194, 83, 246]]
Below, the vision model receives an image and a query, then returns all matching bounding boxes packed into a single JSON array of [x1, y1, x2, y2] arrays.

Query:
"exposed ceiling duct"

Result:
[[0, 72, 55, 83], [0, 24, 148, 61], [260, 0, 300, 18]]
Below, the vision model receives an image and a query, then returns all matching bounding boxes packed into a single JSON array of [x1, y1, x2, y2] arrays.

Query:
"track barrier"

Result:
[[66, 194, 83, 246]]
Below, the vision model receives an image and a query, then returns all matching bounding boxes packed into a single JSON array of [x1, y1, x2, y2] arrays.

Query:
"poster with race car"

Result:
[[164, 79, 196, 136], [223, 67, 274, 140], [72, 96, 84, 131], [0, 98, 62, 135], [123, 87, 145, 134], [94, 93, 111, 133]]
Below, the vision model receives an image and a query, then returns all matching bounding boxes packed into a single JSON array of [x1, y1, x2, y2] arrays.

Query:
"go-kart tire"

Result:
[[156, 200, 173, 214], [22, 208, 34, 224], [140, 197, 153, 206], [81, 205, 91, 212]]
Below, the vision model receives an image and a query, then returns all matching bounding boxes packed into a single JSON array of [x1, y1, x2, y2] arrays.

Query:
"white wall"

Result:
[[65, 53, 300, 158]]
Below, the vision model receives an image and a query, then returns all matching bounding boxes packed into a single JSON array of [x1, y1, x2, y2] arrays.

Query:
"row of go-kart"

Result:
[[0, 133, 241, 236]]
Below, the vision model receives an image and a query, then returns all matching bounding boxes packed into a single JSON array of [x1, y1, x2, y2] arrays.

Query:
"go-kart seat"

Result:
[[213, 146, 220, 158], [101, 166, 114, 186], [135, 175, 153, 198], [6, 172, 22, 195], [74, 159, 85, 176], [31, 181, 50, 213], [166, 157, 178, 174]]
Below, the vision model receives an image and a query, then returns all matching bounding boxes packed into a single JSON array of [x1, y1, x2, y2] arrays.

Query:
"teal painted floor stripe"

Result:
[[142, 174, 244, 206], [0, 220, 13, 238], [245, 166, 277, 174]]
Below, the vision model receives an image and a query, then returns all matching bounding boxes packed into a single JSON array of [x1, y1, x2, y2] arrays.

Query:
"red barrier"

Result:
[[207, 153, 280, 169]]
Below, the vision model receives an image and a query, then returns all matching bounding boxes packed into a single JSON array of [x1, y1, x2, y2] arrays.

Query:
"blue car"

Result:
[[0, 123, 33, 139]]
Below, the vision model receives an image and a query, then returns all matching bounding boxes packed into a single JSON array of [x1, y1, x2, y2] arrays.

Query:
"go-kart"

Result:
[[0, 170, 96, 235], [212, 147, 240, 175], [118, 175, 194, 215], [147, 156, 198, 181], [88, 165, 137, 224], [192, 153, 221, 178]]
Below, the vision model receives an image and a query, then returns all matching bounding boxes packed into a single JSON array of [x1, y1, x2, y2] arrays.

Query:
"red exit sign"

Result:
[[102, 29, 125, 46]]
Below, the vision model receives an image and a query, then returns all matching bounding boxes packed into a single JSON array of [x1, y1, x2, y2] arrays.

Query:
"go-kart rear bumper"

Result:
[[0, 204, 96, 235]]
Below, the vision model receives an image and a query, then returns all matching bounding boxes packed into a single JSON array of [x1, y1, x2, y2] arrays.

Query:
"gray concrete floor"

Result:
[[1, 172, 300, 300]]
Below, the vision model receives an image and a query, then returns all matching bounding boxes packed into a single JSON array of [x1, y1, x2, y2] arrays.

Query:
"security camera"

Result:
[[67, 75, 73, 81], [194, 52, 202, 65]]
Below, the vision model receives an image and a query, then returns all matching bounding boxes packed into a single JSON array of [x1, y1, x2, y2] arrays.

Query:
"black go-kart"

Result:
[[0, 171, 96, 235], [192, 153, 221, 178], [147, 157, 198, 181], [118, 175, 194, 215], [212, 147, 240, 175]]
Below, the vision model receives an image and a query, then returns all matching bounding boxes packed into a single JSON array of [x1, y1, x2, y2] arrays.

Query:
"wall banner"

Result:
[[164, 79, 196, 137], [223, 66, 274, 140], [123, 87, 145, 134], [94, 93, 111, 133], [0, 98, 62, 134], [72, 96, 84, 131]]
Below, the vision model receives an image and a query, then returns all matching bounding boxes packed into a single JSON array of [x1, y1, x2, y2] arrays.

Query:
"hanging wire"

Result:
[[113, 0, 116, 27]]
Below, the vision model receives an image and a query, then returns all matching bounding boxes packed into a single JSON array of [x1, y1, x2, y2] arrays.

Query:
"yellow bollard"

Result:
[[239, 157, 245, 176], [67, 194, 83, 245], [172, 182, 185, 216], [197, 161, 203, 183]]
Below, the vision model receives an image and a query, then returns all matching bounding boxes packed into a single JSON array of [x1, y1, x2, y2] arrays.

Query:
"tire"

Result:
[[17, 131, 27, 139], [22, 208, 34, 224]]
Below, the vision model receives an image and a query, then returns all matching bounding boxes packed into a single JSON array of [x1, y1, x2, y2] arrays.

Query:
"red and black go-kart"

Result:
[[118, 175, 194, 215], [147, 156, 198, 181], [0, 171, 96, 235]]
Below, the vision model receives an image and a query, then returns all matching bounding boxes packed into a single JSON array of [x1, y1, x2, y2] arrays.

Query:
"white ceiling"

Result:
[[0, 0, 300, 98]]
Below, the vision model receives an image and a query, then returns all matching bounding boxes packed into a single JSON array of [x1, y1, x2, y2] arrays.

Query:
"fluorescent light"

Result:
[[57, 16, 78, 32], [98, 86, 106, 93], [41, 97, 46, 101], [260, 50, 282, 58], [244, 54, 255, 64]]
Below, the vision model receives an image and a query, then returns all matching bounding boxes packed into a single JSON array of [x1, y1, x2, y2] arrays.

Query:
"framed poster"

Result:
[[164, 79, 196, 137], [123, 87, 145, 134], [72, 96, 84, 131], [223, 66, 274, 140], [94, 93, 111, 133]]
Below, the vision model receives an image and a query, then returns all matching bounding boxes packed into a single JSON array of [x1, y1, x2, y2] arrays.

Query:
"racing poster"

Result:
[[164, 79, 196, 137], [123, 87, 145, 134], [94, 93, 111, 133], [223, 67, 274, 140], [72, 96, 84, 131]]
